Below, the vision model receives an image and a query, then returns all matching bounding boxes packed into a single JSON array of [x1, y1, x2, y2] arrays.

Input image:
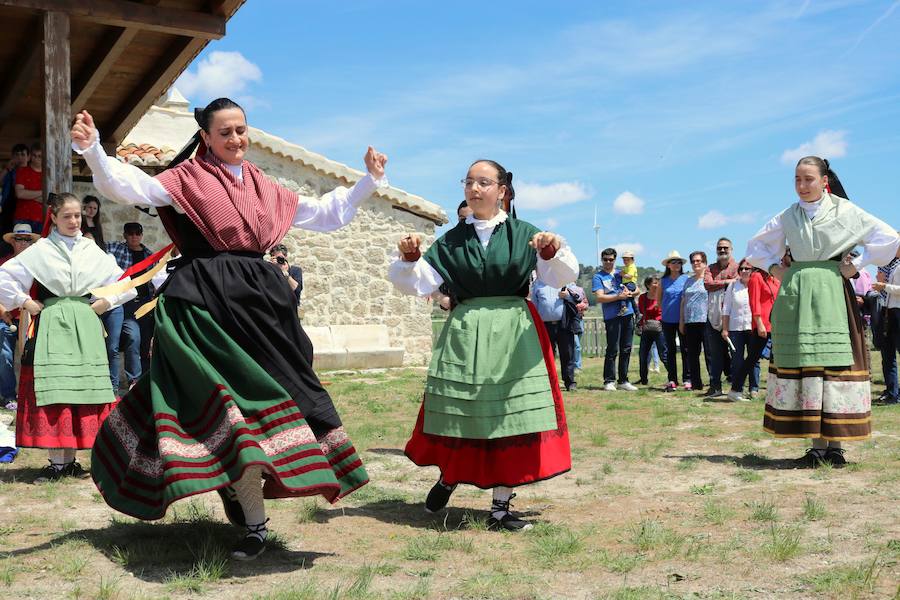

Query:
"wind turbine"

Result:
[[593, 205, 601, 267]]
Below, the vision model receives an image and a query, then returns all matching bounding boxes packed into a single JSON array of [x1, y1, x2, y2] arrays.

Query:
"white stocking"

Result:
[[231, 466, 267, 538]]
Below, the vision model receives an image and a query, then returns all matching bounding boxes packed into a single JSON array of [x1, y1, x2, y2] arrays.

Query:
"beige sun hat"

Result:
[[621, 250, 635, 258], [660, 250, 686, 267], [2, 222, 40, 244]]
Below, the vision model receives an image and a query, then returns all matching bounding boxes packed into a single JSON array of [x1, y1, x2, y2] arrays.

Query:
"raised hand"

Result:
[[71, 110, 98, 150], [364, 146, 388, 179], [398, 233, 422, 261], [529, 232, 561, 260]]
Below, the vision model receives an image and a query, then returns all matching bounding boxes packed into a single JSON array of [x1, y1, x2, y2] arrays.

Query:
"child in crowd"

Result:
[[618, 250, 641, 319]]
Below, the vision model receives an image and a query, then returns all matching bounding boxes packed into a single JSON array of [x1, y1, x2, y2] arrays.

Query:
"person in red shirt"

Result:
[[727, 267, 780, 401], [13, 143, 43, 231], [638, 276, 667, 385]]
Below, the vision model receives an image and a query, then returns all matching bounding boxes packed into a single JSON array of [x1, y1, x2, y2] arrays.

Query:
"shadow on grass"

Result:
[[366, 447, 407, 457], [316, 499, 543, 530], [0, 465, 97, 484], [4, 517, 331, 582], [666, 453, 802, 470]]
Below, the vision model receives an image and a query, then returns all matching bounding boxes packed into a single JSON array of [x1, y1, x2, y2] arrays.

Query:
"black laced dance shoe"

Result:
[[823, 447, 847, 467], [487, 493, 533, 532], [231, 519, 269, 561], [34, 461, 66, 484], [425, 479, 457, 514]]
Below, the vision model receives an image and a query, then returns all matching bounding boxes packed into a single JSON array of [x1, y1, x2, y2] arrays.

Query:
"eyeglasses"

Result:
[[716, 246, 731, 251], [461, 177, 500, 190], [739, 267, 753, 272], [601, 257, 616, 262], [12, 237, 33, 242]]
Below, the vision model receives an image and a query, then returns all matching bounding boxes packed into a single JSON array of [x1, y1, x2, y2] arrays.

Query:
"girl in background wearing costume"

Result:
[[0, 193, 135, 481]]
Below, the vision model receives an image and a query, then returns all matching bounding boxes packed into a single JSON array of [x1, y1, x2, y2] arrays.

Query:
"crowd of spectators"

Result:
[[570, 239, 899, 405]]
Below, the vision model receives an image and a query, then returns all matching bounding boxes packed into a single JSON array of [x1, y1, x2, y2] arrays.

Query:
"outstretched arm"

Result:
[[745, 211, 786, 273], [388, 233, 445, 297], [293, 146, 389, 232], [71, 110, 175, 208], [531, 232, 579, 288]]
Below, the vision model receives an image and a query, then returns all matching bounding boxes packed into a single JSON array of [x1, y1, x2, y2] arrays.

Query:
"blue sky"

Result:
[[175, 0, 900, 269]]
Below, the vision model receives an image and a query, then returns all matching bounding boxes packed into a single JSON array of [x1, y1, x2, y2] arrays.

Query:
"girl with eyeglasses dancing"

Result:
[[389, 160, 578, 530]]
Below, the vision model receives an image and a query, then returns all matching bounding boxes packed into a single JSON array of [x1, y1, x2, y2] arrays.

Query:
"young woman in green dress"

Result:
[[389, 159, 579, 530], [746, 157, 900, 466]]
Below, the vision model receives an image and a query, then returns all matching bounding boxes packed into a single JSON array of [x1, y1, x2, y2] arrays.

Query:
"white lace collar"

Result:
[[465, 209, 508, 227]]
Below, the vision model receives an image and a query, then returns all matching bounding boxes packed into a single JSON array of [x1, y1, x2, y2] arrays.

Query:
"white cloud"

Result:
[[545, 218, 559, 229], [176, 51, 263, 102], [780, 130, 848, 165], [697, 210, 758, 230], [611, 242, 645, 256], [515, 181, 591, 211], [613, 191, 645, 215]]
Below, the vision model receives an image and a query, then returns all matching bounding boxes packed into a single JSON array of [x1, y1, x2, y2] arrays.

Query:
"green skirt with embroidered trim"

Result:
[[425, 296, 557, 439], [770, 261, 853, 368], [33, 296, 115, 407], [90, 295, 368, 521]]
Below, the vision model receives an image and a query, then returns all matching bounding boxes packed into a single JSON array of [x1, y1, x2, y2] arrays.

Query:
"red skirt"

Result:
[[15, 366, 115, 449], [404, 300, 571, 489]]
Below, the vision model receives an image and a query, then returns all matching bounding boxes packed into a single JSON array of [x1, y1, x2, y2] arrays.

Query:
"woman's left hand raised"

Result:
[[364, 146, 388, 179], [530, 232, 561, 260]]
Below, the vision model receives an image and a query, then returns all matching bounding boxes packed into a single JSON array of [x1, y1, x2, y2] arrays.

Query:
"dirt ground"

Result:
[[0, 356, 898, 600]]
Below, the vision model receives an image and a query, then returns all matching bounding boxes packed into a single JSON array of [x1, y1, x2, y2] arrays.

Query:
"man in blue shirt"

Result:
[[531, 277, 578, 391], [592, 247, 638, 391]]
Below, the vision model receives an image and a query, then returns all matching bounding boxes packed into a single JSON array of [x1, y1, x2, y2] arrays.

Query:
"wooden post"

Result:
[[42, 10, 71, 205]]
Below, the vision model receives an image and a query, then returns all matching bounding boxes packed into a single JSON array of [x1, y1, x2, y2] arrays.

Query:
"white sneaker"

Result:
[[727, 390, 746, 402], [618, 382, 638, 391], [603, 382, 617, 391]]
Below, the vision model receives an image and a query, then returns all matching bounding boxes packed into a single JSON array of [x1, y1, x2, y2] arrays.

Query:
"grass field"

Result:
[[0, 354, 898, 599]]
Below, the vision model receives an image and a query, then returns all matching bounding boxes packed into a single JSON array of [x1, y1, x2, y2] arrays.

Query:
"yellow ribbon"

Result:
[[90, 248, 173, 299]]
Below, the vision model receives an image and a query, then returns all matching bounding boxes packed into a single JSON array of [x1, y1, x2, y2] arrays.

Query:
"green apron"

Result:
[[424, 296, 556, 439], [33, 296, 115, 407], [770, 261, 853, 368]]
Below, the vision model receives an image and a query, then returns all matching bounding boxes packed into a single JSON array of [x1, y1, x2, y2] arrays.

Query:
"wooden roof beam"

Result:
[[70, 27, 137, 115], [0, 22, 42, 131], [0, 0, 225, 39], [105, 35, 206, 143]]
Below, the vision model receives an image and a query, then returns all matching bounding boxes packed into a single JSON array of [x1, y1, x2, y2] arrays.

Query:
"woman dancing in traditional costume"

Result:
[[389, 159, 577, 530], [0, 193, 135, 481], [746, 157, 900, 466], [71, 98, 385, 559]]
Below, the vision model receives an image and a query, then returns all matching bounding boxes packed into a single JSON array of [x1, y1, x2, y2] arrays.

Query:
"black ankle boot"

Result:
[[487, 493, 533, 531], [231, 519, 269, 561], [425, 479, 456, 513]]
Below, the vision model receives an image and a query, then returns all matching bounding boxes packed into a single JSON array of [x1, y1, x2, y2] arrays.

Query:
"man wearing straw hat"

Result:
[[0, 223, 39, 408]]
